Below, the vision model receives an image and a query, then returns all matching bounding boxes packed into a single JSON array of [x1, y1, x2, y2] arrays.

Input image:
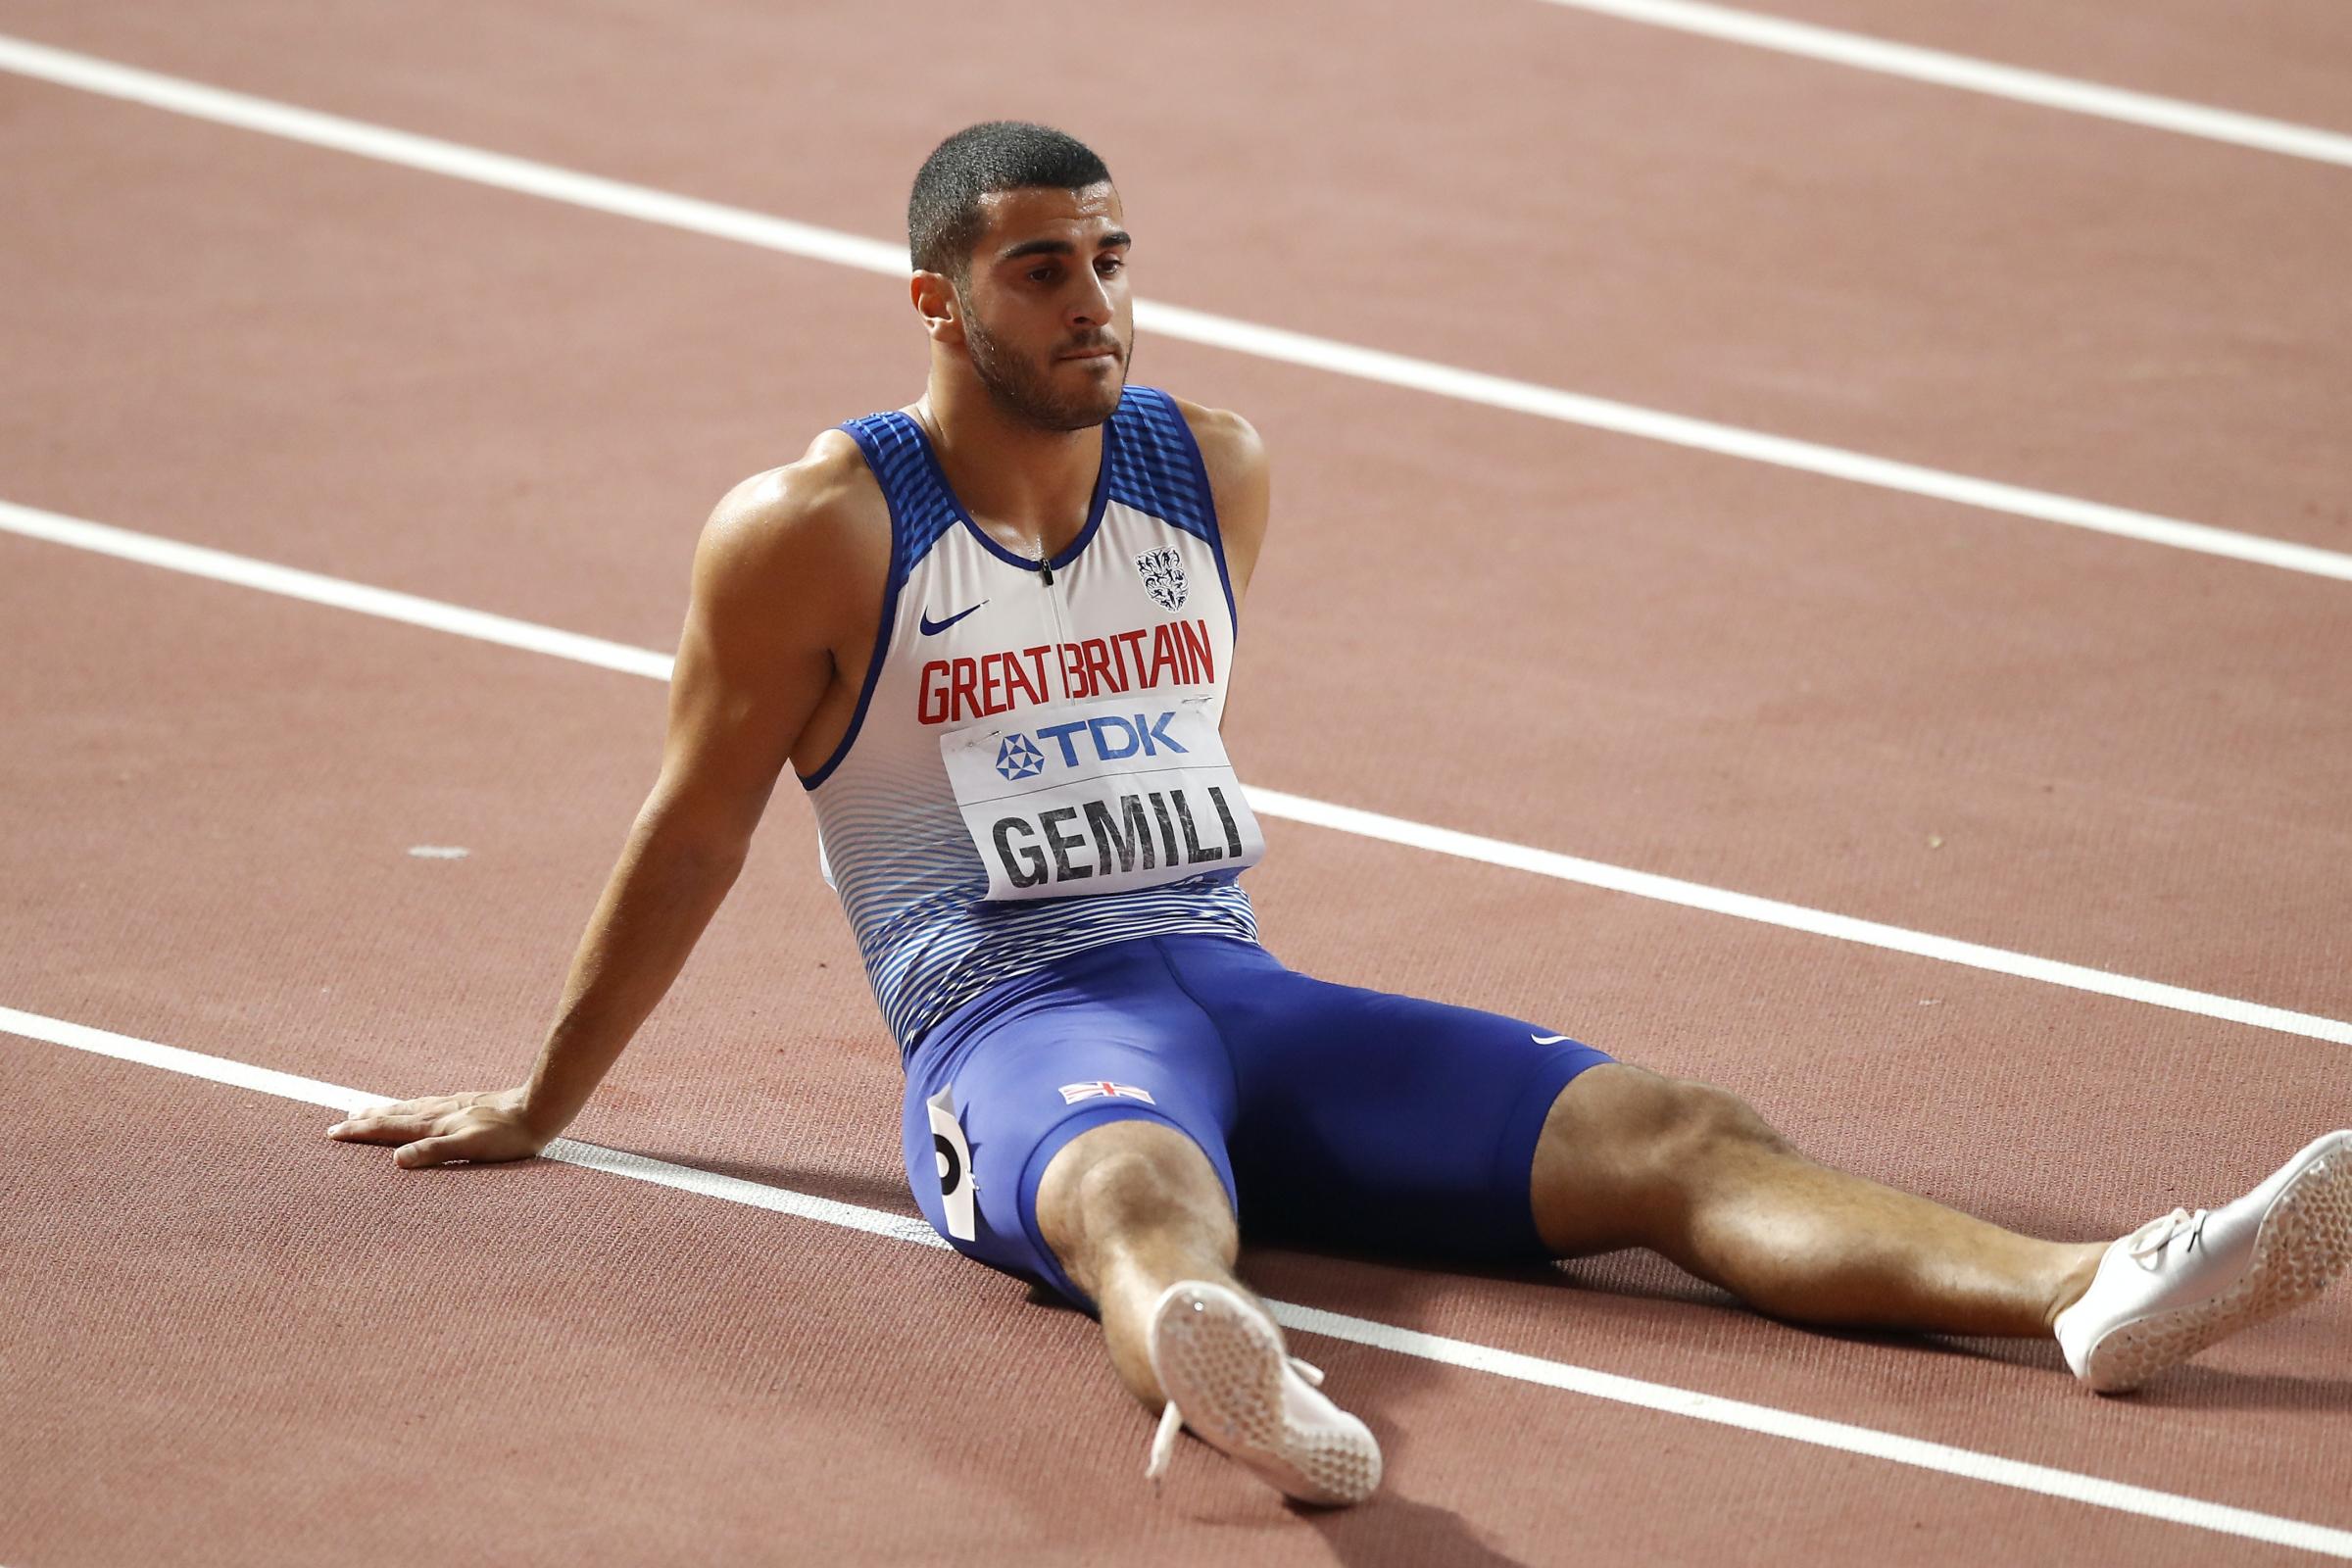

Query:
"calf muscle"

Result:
[[1532, 1065, 2101, 1337]]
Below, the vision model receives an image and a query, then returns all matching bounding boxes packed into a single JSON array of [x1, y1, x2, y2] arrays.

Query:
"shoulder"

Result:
[[690, 429, 890, 643], [698, 431, 886, 586], [1164, 395, 1270, 597], [1165, 396, 1266, 492], [704, 430, 882, 563]]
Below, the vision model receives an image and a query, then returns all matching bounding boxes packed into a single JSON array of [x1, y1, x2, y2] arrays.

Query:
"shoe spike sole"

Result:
[[2084, 1143, 2352, 1393]]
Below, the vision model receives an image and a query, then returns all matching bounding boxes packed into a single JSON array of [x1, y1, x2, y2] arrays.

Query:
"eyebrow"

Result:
[[997, 229, 1134, 264]]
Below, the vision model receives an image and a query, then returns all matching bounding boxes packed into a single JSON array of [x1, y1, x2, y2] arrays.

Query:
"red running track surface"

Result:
[[2, 3, 2348, 1563]]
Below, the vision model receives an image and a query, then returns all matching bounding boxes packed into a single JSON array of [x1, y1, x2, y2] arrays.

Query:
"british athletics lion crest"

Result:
[[1135, 547, 1189, 612]]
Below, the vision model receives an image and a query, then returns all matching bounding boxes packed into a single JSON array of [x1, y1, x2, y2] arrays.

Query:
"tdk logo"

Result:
[[993, 712, 1189, 782], [1038, 712, 1189, 767], [995, 734, 1047, 781]]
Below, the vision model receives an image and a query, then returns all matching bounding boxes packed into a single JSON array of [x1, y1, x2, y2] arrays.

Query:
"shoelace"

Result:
[[2126, 1206, 2209, 1268], [1146, 1356, 1326, 1485]]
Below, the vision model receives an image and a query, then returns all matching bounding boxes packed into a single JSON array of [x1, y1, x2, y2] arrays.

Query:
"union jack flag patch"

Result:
[[1058, 1081, 1158, 1105]]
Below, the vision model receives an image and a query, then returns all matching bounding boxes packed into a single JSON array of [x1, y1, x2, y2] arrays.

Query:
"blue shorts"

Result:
[[900, 932, 1612, 1308]]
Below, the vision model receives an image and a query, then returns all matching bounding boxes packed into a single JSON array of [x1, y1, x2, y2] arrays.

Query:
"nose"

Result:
[[1068, 266, 1114, 331]]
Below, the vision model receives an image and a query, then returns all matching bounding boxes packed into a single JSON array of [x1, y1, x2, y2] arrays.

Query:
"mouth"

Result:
[[1058, 345, 1121, 363]]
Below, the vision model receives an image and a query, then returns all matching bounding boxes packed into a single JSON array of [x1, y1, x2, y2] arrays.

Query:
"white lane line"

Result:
[[3, 33, 2349, 589], [1249, 790, 2352, 1046], [9, 496, 2350, 1049], [1277, 1297, 2352, 1557], [0, 1006, 949, 1250], [0, 503, 672, 680], [7, 1004, 2349, 1559], [1136, 303, 2352, 584], [1533, 0, 2352, 172]]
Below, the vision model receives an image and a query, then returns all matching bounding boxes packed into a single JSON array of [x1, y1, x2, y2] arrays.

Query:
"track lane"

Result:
[[9, 1013, 2348, 1562], [18, 1053, 2328, 1568], [9, 497, 2347, 1047], [1525, 0, 2352, 162], [3, 85, 2347, 1018], [1710, 0, 2352, 134], [4, 9, 2352, 1560], [11, 40, 2347, 590], [0, 2, 2348, 550], [3, 543, 2346, 1544]]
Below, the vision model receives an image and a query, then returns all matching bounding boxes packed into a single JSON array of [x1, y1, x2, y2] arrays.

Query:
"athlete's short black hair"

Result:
[[907, 122, 1112, 280]]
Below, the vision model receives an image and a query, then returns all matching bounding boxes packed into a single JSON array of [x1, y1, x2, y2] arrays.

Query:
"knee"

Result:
[[1070, 1145, 1204, 1231], [1578, 1068, 1789, 1189], [1656, 1078, 1787, 1161], [1037, 1120, 1230, 1262]]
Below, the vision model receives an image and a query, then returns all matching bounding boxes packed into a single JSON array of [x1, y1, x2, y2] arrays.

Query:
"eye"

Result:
[[1097, 256, 1125, 276]]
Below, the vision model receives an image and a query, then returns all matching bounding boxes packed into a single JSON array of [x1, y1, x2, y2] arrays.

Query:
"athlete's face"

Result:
[[953, 182, 1133, 431]]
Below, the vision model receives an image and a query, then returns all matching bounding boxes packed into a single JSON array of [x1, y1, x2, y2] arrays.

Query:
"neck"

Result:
[[915, 368, 1106, 553]]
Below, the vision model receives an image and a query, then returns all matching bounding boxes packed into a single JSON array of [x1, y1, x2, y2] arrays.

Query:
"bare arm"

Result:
[[1175, 400, 1270, 724], [1175, 399, 1271, 612], [328, 449, 866, 1166]]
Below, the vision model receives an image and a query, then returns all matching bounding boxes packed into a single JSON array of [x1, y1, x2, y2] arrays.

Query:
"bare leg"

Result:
[[1035, 1117, 1253, 1406], [1532, 1063, 2103, 1336], [1040, 1116, 1383, 1505]]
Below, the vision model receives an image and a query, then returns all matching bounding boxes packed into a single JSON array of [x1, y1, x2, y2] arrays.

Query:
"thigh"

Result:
[[901, 939, 1242, 1308], [1170, 939, 1614, 1261]]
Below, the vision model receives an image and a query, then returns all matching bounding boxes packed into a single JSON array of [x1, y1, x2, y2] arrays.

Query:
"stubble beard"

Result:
[[960, 299, 1129, 432]]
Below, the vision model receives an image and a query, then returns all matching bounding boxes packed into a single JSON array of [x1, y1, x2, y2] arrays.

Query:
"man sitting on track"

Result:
[[327, 122, 2351, 1507]]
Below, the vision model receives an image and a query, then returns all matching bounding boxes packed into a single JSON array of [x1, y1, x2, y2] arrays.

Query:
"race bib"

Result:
[[940, 695, 1266, 902]]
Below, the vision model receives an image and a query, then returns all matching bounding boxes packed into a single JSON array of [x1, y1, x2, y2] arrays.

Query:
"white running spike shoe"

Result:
[[1143, 1280, 1382, 1506], [2055, 1130, 2352, 1393]]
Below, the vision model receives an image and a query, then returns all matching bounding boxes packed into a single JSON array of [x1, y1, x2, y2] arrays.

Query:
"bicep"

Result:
[[648, 500, 837, 844]]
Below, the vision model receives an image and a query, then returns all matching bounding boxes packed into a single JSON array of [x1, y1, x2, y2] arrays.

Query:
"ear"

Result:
[[910, 270, 964, 345]]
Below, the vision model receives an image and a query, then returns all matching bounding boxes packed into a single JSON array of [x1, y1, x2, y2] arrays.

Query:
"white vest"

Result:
[[804, 388, 1259, 1054]]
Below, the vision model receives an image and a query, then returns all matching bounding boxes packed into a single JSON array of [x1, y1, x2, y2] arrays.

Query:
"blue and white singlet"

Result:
[[802, 387, 1262, 1054]]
